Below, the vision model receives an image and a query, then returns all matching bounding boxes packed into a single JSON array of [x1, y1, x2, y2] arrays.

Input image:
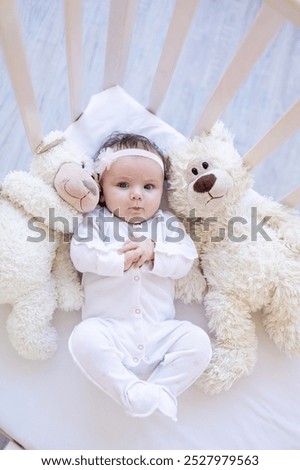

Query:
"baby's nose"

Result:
[[130, 190, 142, 200]]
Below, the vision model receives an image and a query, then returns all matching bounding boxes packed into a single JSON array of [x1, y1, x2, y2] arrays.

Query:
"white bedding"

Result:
[[0, 86, 299, 450]]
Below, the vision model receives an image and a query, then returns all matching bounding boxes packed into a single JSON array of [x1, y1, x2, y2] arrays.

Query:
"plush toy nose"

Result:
[[193, 174, 216, 193], [83, 179, 98, 195]]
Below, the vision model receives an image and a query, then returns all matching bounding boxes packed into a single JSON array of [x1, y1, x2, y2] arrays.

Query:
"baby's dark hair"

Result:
[[98, 132, 165, 163]]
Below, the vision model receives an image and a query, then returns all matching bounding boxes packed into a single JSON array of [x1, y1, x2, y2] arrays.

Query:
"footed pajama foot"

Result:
[[125, 381, 177, 420]]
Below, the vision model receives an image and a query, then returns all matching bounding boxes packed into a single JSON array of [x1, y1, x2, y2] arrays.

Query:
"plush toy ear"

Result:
[[35, 131, 66, 154], [209, 121, 234, 144]]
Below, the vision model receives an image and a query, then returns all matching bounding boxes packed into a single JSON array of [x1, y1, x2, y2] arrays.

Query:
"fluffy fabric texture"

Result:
[[0, 131, 99, 360], [167, 122, 300, 394]]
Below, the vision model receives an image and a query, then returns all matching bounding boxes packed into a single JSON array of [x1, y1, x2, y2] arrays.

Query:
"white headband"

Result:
[[95, 147, 164, 177]]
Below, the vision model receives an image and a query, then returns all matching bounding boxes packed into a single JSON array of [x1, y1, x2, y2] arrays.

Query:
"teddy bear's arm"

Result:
[[254, 195, 300, 252], [2, 171, 81, 233], [52, 236, 83, 311], [175, 258, 207, 304]]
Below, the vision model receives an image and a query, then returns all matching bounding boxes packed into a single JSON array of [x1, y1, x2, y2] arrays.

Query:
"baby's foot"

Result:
[[125, 382, 178, 421], [158, 387, 177, 421], [125, 381, 159, 417]]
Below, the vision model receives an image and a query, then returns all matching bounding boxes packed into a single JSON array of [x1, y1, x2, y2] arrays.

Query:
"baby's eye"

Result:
[[144, 184, 154, 190], [118, 182, 129, 189]]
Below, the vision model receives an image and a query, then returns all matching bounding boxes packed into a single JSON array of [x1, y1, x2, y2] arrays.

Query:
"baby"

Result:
[[69, 133, 212, 420]]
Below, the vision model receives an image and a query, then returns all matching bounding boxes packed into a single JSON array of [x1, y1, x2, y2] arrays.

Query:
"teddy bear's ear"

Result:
[[209, 121, 234, 144], [35, 131, 66, 155]]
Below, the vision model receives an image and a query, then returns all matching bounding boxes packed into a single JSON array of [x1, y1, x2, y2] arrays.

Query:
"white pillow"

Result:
[[64, 85, 262, 209], [64, 86, 187, 158]]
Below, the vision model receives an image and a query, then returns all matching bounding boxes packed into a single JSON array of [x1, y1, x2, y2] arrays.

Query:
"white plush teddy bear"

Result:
[[0, 131, 99, 360], [167, 122, 300, 394]]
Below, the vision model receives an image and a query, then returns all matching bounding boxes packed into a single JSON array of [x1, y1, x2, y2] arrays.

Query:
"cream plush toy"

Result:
[[0, 131, 99, 360], [167, 122, 300, 394]]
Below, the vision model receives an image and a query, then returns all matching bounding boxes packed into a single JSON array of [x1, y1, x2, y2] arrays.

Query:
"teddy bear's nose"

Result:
[[193, 174, 216, 193], [83, 179, 98, 195]]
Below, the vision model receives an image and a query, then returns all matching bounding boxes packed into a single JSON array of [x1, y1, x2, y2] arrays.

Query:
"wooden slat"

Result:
[[265, 0, 300, 29], [0, 0, 43, 151], [103, 0, 138, 89], [3, 440, 24, 450], [243, 98, 300, 168], [191, 3, 285, 136], [147, 0, 199, 113], [65, 0, 84, 121], [280, 187, 300, 207]]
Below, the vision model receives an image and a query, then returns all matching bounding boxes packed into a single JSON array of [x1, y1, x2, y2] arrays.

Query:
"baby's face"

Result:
[[100, 156, 164, 223]]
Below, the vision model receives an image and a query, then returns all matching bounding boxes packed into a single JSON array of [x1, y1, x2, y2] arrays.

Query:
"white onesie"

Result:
[[69, 207, 212, 420]]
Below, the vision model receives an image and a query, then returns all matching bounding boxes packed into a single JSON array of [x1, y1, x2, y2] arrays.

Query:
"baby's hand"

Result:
[[119, 238, 155, 271]]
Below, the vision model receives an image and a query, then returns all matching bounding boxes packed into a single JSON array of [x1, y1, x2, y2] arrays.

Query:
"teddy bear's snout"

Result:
[[193, 174, 216, 193], [83, 179, 98, 195]]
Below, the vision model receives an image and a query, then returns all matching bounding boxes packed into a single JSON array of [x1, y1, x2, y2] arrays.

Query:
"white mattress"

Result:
[[0, 86, 299, 450]]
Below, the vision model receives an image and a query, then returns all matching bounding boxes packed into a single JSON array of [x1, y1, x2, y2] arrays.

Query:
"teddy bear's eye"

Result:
[[191, 168, 198, 175], [202, 162, 209, 170], [81, 162, 85, 169]]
